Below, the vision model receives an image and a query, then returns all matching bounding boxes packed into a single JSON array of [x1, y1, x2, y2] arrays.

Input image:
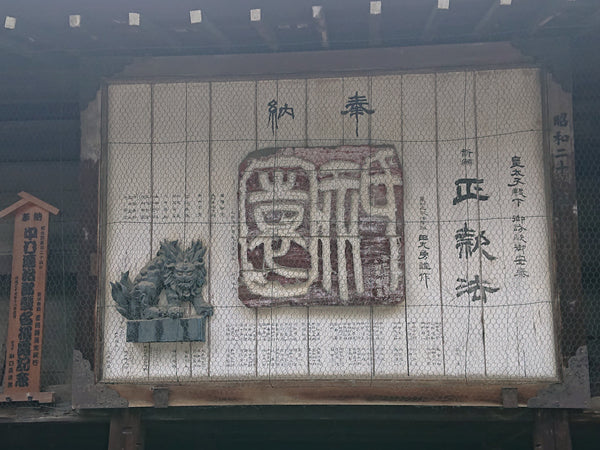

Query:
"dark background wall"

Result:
[[0, 35, 599, 406], [0, 55, 81, 392], [572, 33, 600, 397]]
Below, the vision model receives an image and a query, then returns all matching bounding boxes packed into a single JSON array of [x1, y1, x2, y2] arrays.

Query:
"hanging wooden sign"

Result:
[[0, 192, 58, 403]]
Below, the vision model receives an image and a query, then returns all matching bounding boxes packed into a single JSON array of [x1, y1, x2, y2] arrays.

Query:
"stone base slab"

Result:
[[126, 317, 207, 343]]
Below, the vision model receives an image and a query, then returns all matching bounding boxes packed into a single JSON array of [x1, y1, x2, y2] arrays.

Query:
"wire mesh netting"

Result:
[[99, 69, 558, 384], [0, 101, 83, 391], [0, 56, 597, 399], [573, 37, 600, 397]]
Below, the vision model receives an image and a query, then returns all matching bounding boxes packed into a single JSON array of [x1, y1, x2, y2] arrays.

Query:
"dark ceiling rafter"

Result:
[[197, 11, 233, 52], [422, 1, 449, 43], [250, 8, 279, 52], [0, 0, 597, 57], [311, 5, 329, 49], [368, 1, 383, 47], [530, 0, 578, 35], [126, 13, 184, 51], [474, 0, 504, 37], [571, 0, 600, 38]]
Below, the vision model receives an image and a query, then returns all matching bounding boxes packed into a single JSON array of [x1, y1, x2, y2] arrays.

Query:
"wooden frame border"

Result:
[[75, 41, 589, 409]]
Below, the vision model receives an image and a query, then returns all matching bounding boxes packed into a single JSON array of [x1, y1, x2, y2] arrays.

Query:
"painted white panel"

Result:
[[208, 81, 257, 377], [108, 84, 151, 144], [185, 139, 211, 379], [257, 307, 309, 378], [370, 75, 407, 378], [153, 83, 186, 143], [102, 69, 556, 384], [307, 78, 343, 147], [402, 73, 444, 376], [103, 222, 151, 382], [308, 307, 372, 378]]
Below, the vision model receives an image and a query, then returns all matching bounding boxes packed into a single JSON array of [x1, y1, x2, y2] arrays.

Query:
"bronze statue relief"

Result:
[[110, 240, 213, 342]]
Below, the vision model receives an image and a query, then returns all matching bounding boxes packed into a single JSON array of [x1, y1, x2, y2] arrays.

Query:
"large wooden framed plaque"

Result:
[[74, 42, 588, 409]]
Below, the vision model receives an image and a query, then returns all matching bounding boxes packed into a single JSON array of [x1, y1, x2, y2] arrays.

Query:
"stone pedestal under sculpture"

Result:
[[126, 316, 209, 343], [110, 240, 213, 344]]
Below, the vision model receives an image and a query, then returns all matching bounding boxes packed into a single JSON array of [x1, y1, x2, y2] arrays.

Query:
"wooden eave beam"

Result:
[[201, 17, 233, 51], [422, 5, 446, 43], [124, 14, 182, 50], [0, 24, 38, 59], [530, 0, 576, 35], [251, 10, 279, 52], [584, 4, 600, 29], [369, 2, 382, 47], [474, 0, 501, 37], [312, 6, 329, 49]]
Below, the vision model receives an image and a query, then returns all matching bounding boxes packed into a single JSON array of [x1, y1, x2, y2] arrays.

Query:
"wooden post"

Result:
[[533, 409, 572, 450], [545, 73, 587, 364], [108, 409, 145, 450], [0, 191, 58, 403]]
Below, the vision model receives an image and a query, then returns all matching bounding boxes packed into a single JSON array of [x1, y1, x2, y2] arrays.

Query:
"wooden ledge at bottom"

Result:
[[102, 381, 548, 408], [1, 391, 54, 404]]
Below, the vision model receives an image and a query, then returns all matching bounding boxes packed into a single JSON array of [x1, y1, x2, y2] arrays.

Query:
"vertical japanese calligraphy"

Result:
[[340, 92, 375, 137], [552, 112, 571, 182], [267, 99, 295, 135], [509, 155, 529, 278], [1, 193, 56, 402], [452, 149, 498, 302], [418, 197, 432, 288]]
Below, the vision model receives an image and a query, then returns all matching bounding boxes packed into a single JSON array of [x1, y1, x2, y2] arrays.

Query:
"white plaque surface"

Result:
[[102, 69, 557, 383]]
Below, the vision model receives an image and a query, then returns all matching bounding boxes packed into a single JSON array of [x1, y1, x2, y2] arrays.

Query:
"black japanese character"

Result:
[[17, 341, 30, 359], [455, 223, 475, 259], [268, 99, 279, 134], [515, 268, 530, 278], [513, 224, 527, 233], [553, 131, 570, 146], [278, 103, 294, 120], [22, 269, 35, 282], [267, 99, 295, 135], [461, 148, 473, 166], [419, 262, 431, 271], [453, 178, 489, 205], [23, 240, 36, 255], [340, 91, 375, 137], [553, 113, 568, 127], [22, 254, 35, 268], [513, 254, 527, 266], [18, 325, 31, 343], [456, 275, 499, 303], [419, 273, 431, 288], [514, 244, 526, 252], [454, 223, 496, 261], [20, 296, 33, 311], [16, 356, 30, 373], [21, 282, 34, 297], [510, 156, 524, 168], [511, 188, 527, 206], [19, 311, 33, 326], [554, 155, 569, 174], [15, 372, 29, 387], [24, 227, 37, 239]]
